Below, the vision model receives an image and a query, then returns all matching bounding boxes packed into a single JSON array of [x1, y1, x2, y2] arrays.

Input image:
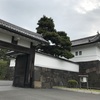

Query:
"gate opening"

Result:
[[0, 19, 48, 88]]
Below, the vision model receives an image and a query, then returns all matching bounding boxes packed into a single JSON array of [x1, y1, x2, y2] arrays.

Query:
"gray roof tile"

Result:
[[0, 19, 48, 44], [71, 34, 100, 46]]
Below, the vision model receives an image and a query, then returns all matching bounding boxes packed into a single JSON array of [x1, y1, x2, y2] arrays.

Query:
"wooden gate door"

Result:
[[13, 54, 29, 87]]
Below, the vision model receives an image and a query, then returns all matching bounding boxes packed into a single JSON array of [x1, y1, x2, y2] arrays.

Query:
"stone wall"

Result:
[[7, 66, 78, 88], [78, 60, 100, 89], [34, 67, 78, 88]]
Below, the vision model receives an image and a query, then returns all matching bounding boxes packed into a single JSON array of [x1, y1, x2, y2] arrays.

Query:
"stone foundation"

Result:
[[34, 67, 78, 88], [78, 60, 100, 89], [8, 66, 78, 88], [34, 81, 42, 88]]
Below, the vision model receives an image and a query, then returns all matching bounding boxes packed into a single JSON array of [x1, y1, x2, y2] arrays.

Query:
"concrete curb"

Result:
[[53, 87, 100, 95]]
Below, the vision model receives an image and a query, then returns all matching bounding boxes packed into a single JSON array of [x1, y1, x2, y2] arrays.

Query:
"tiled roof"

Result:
[[71, 33, 100, 46], [0, 19, 48, 44]]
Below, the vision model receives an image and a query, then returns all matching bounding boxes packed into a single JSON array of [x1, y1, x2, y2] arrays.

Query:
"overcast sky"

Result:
[[0, 0, 100, 40]]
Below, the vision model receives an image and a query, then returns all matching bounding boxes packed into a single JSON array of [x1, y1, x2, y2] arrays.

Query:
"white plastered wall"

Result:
[[96, 45, 100, 60], [0, 31, 12, 43], [70, 43, 98, 62], [10, 59, 16, 67], [35, 52, 79, 72], [18, 38, 30, 48]]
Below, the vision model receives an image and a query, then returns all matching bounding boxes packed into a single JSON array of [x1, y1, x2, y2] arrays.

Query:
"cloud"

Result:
[[0, 0, 100, 40], [75, 0, 100, 14]]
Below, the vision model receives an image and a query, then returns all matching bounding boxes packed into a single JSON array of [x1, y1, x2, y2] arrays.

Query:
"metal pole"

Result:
[[87, 78, 89, 89], [80, 77, 81, 88]]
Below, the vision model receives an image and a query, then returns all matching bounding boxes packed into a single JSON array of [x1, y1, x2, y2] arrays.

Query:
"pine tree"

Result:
[[36, 15, 74, 59]]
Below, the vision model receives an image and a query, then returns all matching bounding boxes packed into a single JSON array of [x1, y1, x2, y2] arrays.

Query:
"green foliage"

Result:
[[0, 48, 8, 60], [36, 15, 74, 59], [0, 48, 9, 79], [0, 59, 8, 79], [36, 15, 56, 34], [68, 80, 78, 88]]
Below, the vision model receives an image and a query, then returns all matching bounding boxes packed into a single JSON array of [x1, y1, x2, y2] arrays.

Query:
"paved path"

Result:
[[0, 87, 100, 100], [0, 80, 13, 86], [0, 81, 100, 100]]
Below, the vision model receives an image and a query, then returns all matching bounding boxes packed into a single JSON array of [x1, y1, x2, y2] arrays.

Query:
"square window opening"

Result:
[[79, 51, 82, 55]]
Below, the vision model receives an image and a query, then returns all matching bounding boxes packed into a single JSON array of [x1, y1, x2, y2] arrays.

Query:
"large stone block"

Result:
[[34, 81, 42, 88]]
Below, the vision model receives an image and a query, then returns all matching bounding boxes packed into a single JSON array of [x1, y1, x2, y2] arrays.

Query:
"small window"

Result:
[[75, 52, 78, 56], [12, 36, 18, 44], [79, 51, 82, 55]]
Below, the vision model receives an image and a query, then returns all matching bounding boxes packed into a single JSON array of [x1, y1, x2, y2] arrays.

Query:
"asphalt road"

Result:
[[0, 81, 100, 100], [0, 86, 100, 100]]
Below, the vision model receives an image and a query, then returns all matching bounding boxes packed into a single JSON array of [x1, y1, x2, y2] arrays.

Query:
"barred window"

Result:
[[79, 51, 82, 55], [75, 52, 78, 56]]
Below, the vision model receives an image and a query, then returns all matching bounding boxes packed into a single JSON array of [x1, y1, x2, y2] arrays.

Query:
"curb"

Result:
[[53, 87, 100, 95]]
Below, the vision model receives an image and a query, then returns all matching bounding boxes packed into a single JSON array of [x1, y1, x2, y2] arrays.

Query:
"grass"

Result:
[[70, 88, 100, 92], [53, 86, 100, 93]]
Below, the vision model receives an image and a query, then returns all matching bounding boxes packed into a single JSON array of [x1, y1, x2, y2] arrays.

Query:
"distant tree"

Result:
[[0, 59, 8, 79], [0, 48, 9, 79], [36, 15, 74, 59], [0, 48, 8, 60]]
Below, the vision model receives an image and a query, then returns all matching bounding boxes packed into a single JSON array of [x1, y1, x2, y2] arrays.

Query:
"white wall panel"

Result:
[[18, 39, 30, 48], [10, 59, 16, 67], [96, 46, 100, 60], [70, 44, 98, 62], [35, 53, 79, 72], [0, 32, 12, 43]]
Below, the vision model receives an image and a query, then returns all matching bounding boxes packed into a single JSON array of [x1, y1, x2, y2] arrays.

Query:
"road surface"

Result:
[[0, 81, 100, 100]]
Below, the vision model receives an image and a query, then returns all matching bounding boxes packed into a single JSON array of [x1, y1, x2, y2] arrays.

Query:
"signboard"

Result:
[[80, 77, 87, 83], [79, 75, 88, 88]]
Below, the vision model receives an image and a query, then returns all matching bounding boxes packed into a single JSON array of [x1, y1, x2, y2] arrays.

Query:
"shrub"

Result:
[[68, 80, 78, 88]]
